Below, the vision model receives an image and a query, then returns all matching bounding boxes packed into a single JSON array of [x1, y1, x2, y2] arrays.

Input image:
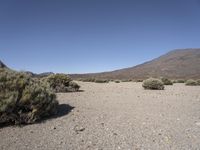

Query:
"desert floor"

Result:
[[0, 82, 200, 150]]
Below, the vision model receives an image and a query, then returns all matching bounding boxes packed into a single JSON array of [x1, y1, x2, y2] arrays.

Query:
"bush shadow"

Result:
[[0, 104, 75, 128], [54, 104, 75, 118]]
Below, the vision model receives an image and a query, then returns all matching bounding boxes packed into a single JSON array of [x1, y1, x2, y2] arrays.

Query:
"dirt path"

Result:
[[0, 82, 200, 150]]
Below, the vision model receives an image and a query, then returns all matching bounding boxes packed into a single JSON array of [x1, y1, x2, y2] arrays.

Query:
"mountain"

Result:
[[0, 60, 7, 68], [36, 72, 54, 78], [71, 48, 200, 80]]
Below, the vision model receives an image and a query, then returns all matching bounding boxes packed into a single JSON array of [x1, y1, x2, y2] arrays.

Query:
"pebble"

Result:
[[74, 126, 85, 133], [195, 122, 200, 126]]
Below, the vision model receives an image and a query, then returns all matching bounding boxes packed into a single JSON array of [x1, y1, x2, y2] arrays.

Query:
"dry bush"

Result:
[[197, 79, 200, 85], [185, 79, 197, 86], [0, 68, 58, 125], [176, 79, 185, 83], [46, 74, 80, 92], [94, 79, 109, 83], [161, 77, 173, 85], [142, 78, 164, 90], [115, 80, 120, 83]]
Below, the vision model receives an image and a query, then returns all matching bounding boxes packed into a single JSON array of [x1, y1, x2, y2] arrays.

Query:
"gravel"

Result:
[[0, 82, 200, 150]]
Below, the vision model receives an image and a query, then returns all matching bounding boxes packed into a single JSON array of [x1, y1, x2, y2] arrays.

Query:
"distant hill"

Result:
[[0, 60, 7, 68], [71, 48, 200, 80], [0, 60, 54, 78]]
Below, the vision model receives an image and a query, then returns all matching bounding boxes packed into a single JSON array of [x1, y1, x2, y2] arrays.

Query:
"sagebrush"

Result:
[[185, 79, 197, 86], [161, 77, 173, 85], [45, 74, 80, 92], [142, 78, 164, 90], [0, 68, 58, 125]]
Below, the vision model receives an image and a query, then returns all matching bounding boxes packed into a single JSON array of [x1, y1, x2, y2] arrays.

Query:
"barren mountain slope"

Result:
[[71, 49, 200, 79]]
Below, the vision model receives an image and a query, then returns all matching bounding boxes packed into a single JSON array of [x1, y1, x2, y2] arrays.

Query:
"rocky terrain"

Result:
[[1, 81, 200, 150]]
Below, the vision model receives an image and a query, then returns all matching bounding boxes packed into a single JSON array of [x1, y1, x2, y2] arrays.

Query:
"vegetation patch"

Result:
[[161, 77, 173, 85], [142, 78, 164, 90], [94, 79, 109, 83], [45, 74, 80, 92], [114, 80, 120, 83], [197, 79, 200, 85], [0, 68, 58, 125], [185, 79, 197, 86], [175, 79, 185, 83]]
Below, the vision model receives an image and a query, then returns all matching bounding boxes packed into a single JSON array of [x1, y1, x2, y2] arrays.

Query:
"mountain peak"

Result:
[[71, 48, 200, 79]]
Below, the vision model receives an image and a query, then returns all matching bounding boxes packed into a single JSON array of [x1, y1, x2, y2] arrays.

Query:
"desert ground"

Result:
[[0, 82, 200, 150]]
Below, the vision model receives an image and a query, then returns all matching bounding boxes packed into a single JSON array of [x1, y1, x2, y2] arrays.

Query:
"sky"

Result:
[[0, 0, 200, 74]]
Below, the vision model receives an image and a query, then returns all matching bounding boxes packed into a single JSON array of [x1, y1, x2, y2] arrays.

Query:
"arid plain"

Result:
[[0, 81, 200, 150]]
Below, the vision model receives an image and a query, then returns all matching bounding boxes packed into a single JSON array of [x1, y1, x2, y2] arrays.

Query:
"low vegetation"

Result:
[[45, 74, 80, 92], [121, 79, 132, 82], [115, 80, 120, 83], [161, 77, 173, 85], [185, 79, 197, 86], [174, 79, 185, 83], [142, 78, 164, 90], [0, 68, 58, 125], [197, 79, 200, 85], [94, 79, 109, 83]]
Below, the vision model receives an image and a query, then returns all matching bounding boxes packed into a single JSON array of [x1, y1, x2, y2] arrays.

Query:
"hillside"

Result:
[[71, 49, 200, 79], [0, 60, 7, 68]]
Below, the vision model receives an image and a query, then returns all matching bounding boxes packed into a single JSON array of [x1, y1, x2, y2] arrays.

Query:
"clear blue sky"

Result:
[[0, 0, 200, 73]]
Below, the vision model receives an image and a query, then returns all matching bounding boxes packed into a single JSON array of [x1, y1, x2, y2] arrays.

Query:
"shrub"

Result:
[[142, 78, 164, 90], [172, 80, 177, 83], [46, 74, 80, 92], [115, 80, 120, 83], [81, 78, 96, 82], [68, 82, 80, 91], [176, 79, 185, 83], [197, 79, 200, 85], [0, 68, 58, 125], [121, 79, 132, 82], [161, 77, 173, 85], [134, 79, 143, 82], [185, 79, 197, 86], [94, 79, 109, 83]]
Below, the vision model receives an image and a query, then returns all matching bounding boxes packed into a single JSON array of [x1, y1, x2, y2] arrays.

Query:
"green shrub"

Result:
[[197, 79, 200, 85], [161, 77, 173, 85], [185, 79, 197, 86], [134, 79, 143, 82], [81, 78, 96, 82], [121, 79, 132, 82], [46, 74, 80, 92], [68, 82, 80, 91], [176, 79, 185, 83], [142, 78, 164, 90], [94, 79, 109, 83], [115, 80, 120, 83], [0, 68, 58, 125]]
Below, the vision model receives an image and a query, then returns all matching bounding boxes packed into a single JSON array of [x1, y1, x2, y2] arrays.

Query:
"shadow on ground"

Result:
[[0, 104, 75, 128], [54, 104, 75, 118]]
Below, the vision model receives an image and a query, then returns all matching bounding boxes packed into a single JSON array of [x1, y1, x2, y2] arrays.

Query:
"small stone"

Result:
[[51, 126, 56, 130], [195, 122, 200, 126], [113, 133, 118, 136], [74, 126, 85, 133]]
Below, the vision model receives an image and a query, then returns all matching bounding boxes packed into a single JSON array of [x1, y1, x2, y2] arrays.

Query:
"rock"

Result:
[[51, 126, 56, 130], [74, 126, 85, 133], [195, 122, 200, 126]]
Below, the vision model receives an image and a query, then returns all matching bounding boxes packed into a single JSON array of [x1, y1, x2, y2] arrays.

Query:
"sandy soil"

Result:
[[0, 82, 200, 150]]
